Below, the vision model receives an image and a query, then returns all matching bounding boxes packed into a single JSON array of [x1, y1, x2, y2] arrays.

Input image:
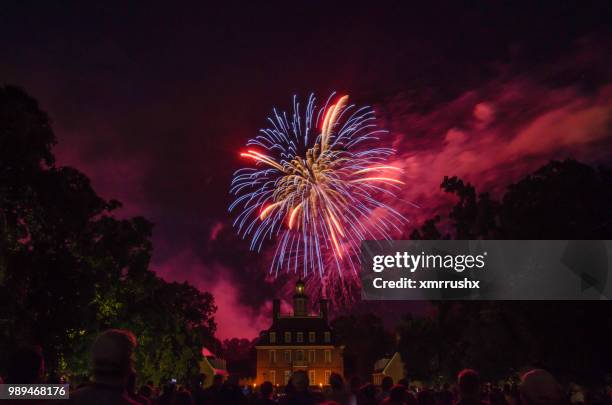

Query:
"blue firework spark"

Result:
[[230, 93, 405, 280]]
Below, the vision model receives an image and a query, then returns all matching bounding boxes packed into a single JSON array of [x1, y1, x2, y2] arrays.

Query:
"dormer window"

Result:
[[285, 331, 291, 343], [269, 332, 276, 343], [297, 332, 303, 343], [324, 331, 331, 343], [309, 331, 316, 342]]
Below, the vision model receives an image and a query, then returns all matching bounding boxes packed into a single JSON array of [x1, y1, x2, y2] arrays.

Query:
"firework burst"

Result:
[[230, 93, 405, 285]]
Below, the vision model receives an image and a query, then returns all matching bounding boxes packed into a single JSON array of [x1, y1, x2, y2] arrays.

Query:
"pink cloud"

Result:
[[153, 249, 272, 340], [384, 80, 612, 227]]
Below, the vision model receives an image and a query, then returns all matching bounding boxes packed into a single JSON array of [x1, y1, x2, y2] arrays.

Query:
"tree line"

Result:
[[0, 85, 217, 385]]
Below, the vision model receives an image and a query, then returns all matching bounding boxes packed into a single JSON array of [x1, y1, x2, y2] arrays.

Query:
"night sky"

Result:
[[2, 1, 612, 339]]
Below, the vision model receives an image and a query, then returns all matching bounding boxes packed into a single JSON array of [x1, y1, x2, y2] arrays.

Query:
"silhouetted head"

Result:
[[261, 381, 273, 398], [291, 370, 309, 393], [7, 345, 45, 384], [398, 378, 410, 387], [329, 372, 344, 391], [390, 385, 407, 402], [458, 369, 481, 400], [520, 369, 562, 405], [382, 376, 394, 391], [360, 383, 377, 399], [173, 389, 194, 405], [91, 329, 137, 385], [163, 382, 177, 396], [418, 388, 436, 405], [139, 384, 153, 398], [406, 390, 418, 405]]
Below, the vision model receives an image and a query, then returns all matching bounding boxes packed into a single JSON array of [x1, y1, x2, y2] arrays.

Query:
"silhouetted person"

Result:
[[279, 370, 321, 405], [520, 370, 562, 405], [349, 377, 362, 399], [357, 383, 378, 405], [70, 329, 140, 404], [138, 385, 153, 400], [220, 375, 247, 404], [253, 381, 278, 405], [190, 374, 207, 405], [398, 379, 410, 388], [382, 385, 408, 405], [490, 385, 507, 405], [437, 383, 454, 405], [172, 390, 194, 405], [456, 369, 489, 405], [203, 374, 224, 405], [325, 373, 353, 405], [418, 388, 436, 405], [158, 382, 178, 405], [1, 345, 46, 404], [406, 390, 418, 405], [377, 376, 394, 403], [5, 345, 45, 384]]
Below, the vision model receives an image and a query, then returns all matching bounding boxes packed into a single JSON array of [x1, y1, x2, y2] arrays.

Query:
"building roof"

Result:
[[373, 352, 401, 373], [199, 348, 228, 376], [201, 347, 215, 357], [258, 280, 336, 346], [272, 315, 331, 332], [257, 315, 335, 346]]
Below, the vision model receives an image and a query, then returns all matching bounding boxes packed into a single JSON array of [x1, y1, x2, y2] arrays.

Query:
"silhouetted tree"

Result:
[[406, 159, 612, 383], [332, 313, 394, 378], [220, 338, 257, 378], [0, 85, 217, 384]]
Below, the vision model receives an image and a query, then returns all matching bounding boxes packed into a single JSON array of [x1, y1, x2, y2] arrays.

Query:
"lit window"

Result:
[[284, 370, 292, 384], [324, 370, 331, 384], [297, 332, 303, 343], [269, 370, 276, 385], [324, 350, 331, 363], [309, 370, 316, 385], [269, 350, 276, 363], [284, 332, 291, 343], [324, 331, 331, 343], [269, 332, 276, 343], [309, 331, 316, 342], [296, 350, 304, 361], [308, 350, 315, 363], [284, 350, 291, 363]]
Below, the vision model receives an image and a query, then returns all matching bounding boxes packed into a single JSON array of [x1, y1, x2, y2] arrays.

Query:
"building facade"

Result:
[[372, 352, 405, 385], [255, 280, 344, 387], [198, 347, 228, 388]]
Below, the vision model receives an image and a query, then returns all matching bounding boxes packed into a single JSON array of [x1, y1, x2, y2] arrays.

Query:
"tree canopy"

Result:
[[0, 85, 217, 385], [403, 159, 612, 384]]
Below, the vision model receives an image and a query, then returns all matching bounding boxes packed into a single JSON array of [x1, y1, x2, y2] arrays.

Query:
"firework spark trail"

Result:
[[230, 93, 406, 287]]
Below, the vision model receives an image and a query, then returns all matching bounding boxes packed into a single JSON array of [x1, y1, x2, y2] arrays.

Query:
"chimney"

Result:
[[319, 299, 328, 321], [273, 299, 281, 319]]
